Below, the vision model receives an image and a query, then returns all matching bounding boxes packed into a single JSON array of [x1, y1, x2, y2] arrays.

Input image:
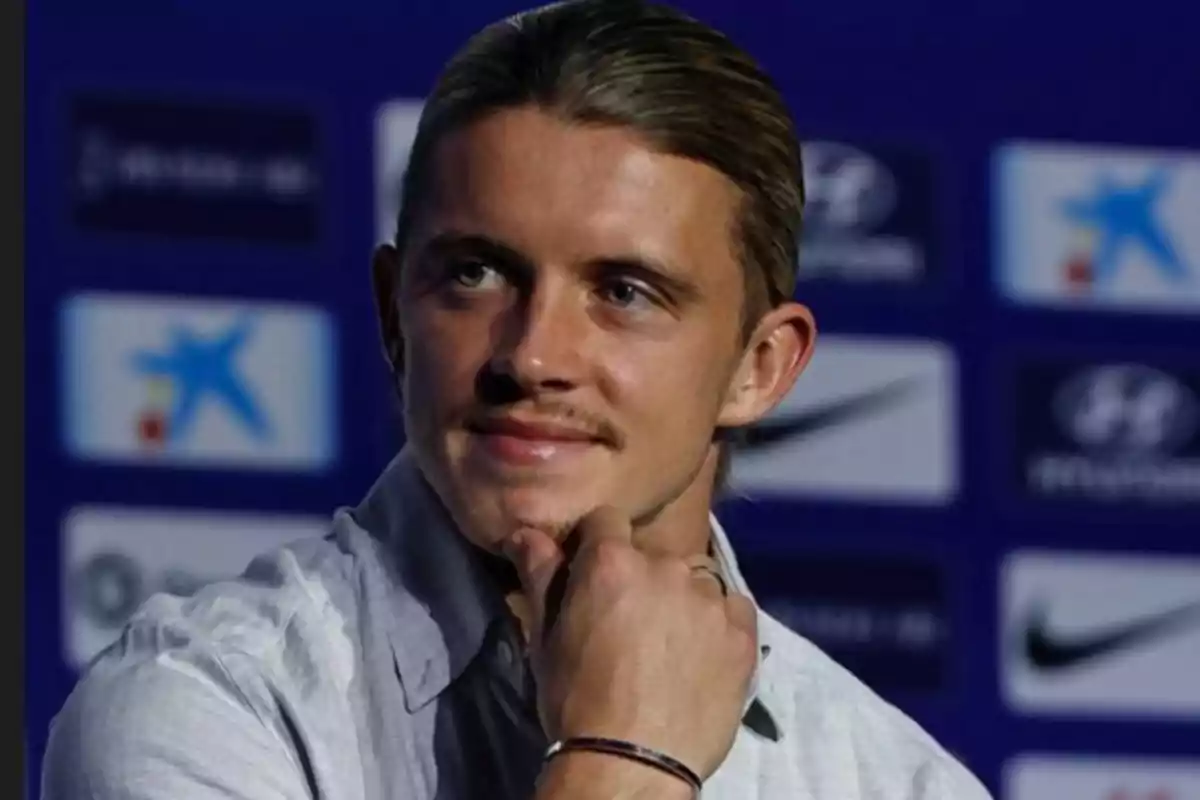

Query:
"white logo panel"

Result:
[[727, 335, 958, 503], [61, 505, 328, 669], [61, 292, 336, 471], [1002, 549, 1200, 718], [995, 141, 1200, 314], [374, 98, 424, 245], [1006, 754, 1200, 800]]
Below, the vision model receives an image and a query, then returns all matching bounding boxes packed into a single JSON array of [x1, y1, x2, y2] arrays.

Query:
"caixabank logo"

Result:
[[994, 141, 1200, 315], [61, 292, 338, 472], [1012, 358, 1200, 506]]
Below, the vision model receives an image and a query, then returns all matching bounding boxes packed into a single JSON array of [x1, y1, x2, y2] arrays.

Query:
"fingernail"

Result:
[[502, 531, 524, 560]]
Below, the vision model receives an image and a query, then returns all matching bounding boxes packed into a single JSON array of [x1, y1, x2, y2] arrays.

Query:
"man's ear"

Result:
[[717, 301, 816, 428], [371, 244, 404, 376]]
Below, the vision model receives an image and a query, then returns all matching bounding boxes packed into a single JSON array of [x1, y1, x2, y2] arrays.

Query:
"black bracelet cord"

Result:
[[544, 736, 703, 794]]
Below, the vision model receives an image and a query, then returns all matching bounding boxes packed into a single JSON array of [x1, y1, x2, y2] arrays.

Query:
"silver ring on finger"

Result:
[[690, 564, 728, 597]]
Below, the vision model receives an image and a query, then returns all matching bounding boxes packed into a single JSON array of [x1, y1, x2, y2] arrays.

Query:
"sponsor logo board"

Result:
[[1002, 549, 1200, 717], [1006, 754, 1200, 800], [374, 98, 424, 245], [798, 140, 937, 286], [743, 551, 948, 692], [71, 94, 321, 243], [61, 505, 327, 669], [61, 292, 337, 471], [729, 335, 958, 504], [1013, 359, 1200, 506], [995, 141, 1200, 314]]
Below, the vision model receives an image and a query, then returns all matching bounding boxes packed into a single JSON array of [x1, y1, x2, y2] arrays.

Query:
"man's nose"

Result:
[[488, 286, 589, 392]]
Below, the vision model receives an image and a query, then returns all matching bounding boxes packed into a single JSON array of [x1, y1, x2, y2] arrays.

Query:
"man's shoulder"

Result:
[[43, 515, 389, 797], [85, 509, 385, 686], [754, 612, 992, 799], [755, 610, 937, 748]]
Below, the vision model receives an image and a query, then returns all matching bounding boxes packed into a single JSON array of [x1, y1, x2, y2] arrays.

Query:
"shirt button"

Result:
[[497, 639, 515, 667]]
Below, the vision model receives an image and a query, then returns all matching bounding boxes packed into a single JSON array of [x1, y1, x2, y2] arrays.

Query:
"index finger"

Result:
[[502, 526, 565, 621], [572, 505, 634, 553]]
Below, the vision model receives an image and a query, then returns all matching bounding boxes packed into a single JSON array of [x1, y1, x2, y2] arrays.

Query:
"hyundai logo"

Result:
[[1053, 364, 1198, 458], [800, 141, 897, 234]]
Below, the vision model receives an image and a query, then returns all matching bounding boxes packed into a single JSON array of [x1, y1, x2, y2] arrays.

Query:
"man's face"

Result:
[[375, 106, 812, 552]]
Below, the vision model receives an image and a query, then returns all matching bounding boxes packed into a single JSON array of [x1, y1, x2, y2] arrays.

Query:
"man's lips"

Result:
[[468, 417, 601, 443], [467, 416, 605, 467]]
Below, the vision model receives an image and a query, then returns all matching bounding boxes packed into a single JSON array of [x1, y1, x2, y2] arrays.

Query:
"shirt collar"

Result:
[[354, 447, 781, 741]]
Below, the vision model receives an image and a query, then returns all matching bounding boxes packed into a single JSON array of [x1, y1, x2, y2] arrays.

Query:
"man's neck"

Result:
[[626, 460, 721, 559]]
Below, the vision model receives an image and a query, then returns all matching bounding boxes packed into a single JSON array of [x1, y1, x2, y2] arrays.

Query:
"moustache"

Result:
[[463, 402, 624, 449]]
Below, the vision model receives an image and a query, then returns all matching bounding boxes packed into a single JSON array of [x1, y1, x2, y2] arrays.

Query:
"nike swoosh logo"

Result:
[[1022, 600, 1200, 672], [735, 376, 925, 454]]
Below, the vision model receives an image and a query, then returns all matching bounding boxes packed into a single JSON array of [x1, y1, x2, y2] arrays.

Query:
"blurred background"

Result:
[[24, 0, 1200, 796]]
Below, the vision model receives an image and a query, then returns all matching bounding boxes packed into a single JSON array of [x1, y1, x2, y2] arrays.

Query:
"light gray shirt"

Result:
[[42, 449, 993, 800]]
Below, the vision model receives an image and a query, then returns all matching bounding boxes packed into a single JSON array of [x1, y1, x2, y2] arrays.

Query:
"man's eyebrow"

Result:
[[418, 231, 530, 267]]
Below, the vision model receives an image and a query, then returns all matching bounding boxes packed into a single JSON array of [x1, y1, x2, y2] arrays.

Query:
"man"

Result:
[[43, 2, 992, 798]]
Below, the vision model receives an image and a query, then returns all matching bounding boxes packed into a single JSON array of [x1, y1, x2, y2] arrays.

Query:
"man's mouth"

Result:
[[467, 416, 602, 466]]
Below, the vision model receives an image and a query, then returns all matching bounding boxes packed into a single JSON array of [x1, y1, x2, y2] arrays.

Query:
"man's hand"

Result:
[[504, 506, 758, 784]]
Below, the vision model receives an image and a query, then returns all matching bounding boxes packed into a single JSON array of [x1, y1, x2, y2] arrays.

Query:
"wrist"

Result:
[[536, 749, 696, 800]]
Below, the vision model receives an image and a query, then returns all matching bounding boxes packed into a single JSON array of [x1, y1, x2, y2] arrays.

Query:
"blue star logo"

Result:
[[1061, 168, 1188, 285], [130, 315, 272, 445]]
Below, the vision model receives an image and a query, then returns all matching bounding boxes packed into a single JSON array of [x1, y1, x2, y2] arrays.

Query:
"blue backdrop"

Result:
[[25, 1, 1200, 796]]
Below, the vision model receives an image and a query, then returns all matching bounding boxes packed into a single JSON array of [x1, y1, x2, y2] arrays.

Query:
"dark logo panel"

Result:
[[797, 141, 937, 287], [1014, 361, 1200, 505], [740, 552, 947, 693], [71, 95, 321, 244]]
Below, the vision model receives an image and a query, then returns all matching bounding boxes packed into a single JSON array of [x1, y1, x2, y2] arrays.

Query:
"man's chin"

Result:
[[500, 499, 587, 540], [470, 486, 598, 543]]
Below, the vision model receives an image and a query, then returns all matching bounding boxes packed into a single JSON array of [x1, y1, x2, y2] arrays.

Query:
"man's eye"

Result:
[[447, 259, 503, 289], [599, 279, 654, 309]]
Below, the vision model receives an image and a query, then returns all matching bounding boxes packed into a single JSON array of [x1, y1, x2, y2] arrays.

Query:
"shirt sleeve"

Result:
[[41, 645, 313, 800]]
